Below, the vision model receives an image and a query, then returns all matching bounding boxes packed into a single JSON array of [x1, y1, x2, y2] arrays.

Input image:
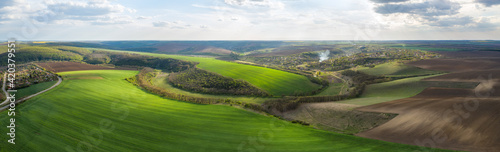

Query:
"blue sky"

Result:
[[1, 0, 499, 40]]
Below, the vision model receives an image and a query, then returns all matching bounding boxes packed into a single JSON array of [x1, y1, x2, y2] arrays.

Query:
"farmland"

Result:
[[337, 74, 478, 106], [16, 81, 58, 99], [353, 52, 500, 151], [152, 72, 270, 104], [0, 70, 446, 151], [356, 61, 442, 77], [90, 48, 322, 96]]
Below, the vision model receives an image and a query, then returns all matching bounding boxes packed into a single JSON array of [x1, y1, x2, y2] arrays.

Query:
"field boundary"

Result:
[[0, 76, 62, 111]]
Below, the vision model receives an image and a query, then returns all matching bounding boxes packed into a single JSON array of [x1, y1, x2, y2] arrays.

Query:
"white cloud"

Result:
[[224, 0, 284, 9], [33, 0, 136, 25]]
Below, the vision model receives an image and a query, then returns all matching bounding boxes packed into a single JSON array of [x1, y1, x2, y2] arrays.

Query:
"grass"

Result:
[[152, 72, 270, 104], [16, 81, 58, 99], [0, 70, 451, 152], [356, 62, 441, 77], [314, 83, 345, 96], [91, 48, 321, 96], [338, 74, 478, 106]]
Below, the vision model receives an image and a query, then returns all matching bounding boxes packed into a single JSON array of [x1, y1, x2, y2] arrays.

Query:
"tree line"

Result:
[[127, 68, 265, 111], [168, 68, 271, 96]]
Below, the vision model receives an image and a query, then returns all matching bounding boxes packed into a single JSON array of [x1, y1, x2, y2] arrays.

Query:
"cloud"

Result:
[[370, 0, 409, 3], [34, 0, 135, 25], [429, 16, 474, 27], [153, 21, 170, 27], [224, 0, 284, 9], [0, 0, 16, 9], [373, 0, 461, 17], [45, 0, 135, 16], [0, 0, 39, 21], [153, 21, 191, 29], [137, 16, 151, 20], [475, 0, 500, 7]]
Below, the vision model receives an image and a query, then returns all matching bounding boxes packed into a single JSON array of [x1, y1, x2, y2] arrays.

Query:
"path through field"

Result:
[[0, 77, 62, 111]]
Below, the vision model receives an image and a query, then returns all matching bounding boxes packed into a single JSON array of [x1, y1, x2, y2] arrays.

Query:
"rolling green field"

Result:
[[338, 74, 478, 106], [16, 81, 58, 99], [356, 62, 441, 77], [314, 83, 345, 96], [90, 48, 321, 96], [0, 70, 449, 151]]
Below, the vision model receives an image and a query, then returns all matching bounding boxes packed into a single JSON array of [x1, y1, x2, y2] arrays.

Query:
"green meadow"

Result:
[[91, 48, 321, 96], [16, 81, 58, 99], [0, 70, 449, 152]]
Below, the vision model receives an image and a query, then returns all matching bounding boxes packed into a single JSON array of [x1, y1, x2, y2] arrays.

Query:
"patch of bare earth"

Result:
[[355, 52, 500, 152], [281, 102, 396, 134]]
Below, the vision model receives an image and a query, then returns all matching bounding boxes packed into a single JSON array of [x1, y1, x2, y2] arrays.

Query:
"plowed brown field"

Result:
[[356, 52, 500, 152]]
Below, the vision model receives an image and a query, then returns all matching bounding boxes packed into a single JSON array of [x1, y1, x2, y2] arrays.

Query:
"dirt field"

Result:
[[37, 62, 115, 73], [280, 102, 396, 134], [408, 58, 500, 72], [355, 51, 500, 151], [436, 51, 500, 58]]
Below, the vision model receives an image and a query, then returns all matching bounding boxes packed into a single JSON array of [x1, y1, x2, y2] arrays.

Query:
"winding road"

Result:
[[0, 76, 62, 111]]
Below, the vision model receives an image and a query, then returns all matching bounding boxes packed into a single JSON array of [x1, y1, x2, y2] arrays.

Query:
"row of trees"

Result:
[[168, 68, 271, 96], [0, 46, 83, 66], [127, 68, 265, 111], [0, 45, 197, 72]]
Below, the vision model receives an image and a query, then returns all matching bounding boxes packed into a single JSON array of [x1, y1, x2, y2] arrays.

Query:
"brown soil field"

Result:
[[408, 58, 500, 72], [280, 102, 396, 134], [356, 88, 500, 152], [436, 51, 500, 58], [37, 62, 115, 73], [355, 52, 500, 151]]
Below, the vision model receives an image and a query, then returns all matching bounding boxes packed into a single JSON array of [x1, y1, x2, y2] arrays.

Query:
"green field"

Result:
[[357, 62, 441, 77], [92, 48, 321, 96], [0, 70, 449, 151], [314, 83, 345, 96], [338, 74, 478, 106], [16, 81, 58, 99]]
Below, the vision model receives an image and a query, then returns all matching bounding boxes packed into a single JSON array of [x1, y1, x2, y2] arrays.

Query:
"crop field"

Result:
[[16, 81, 58, 99], [356, 62, 441, 77], [408, 58, 500, 72], [337, 74, 478, 106], [0, 70, 445, 151], [90, 48, 322, 96], [354, 53, 500, 151], [356, 87, 500, 151], [314, 83, 345, 96]]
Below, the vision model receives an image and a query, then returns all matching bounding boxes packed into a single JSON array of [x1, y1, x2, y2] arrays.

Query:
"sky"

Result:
[[0, 0, 499, 40]]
